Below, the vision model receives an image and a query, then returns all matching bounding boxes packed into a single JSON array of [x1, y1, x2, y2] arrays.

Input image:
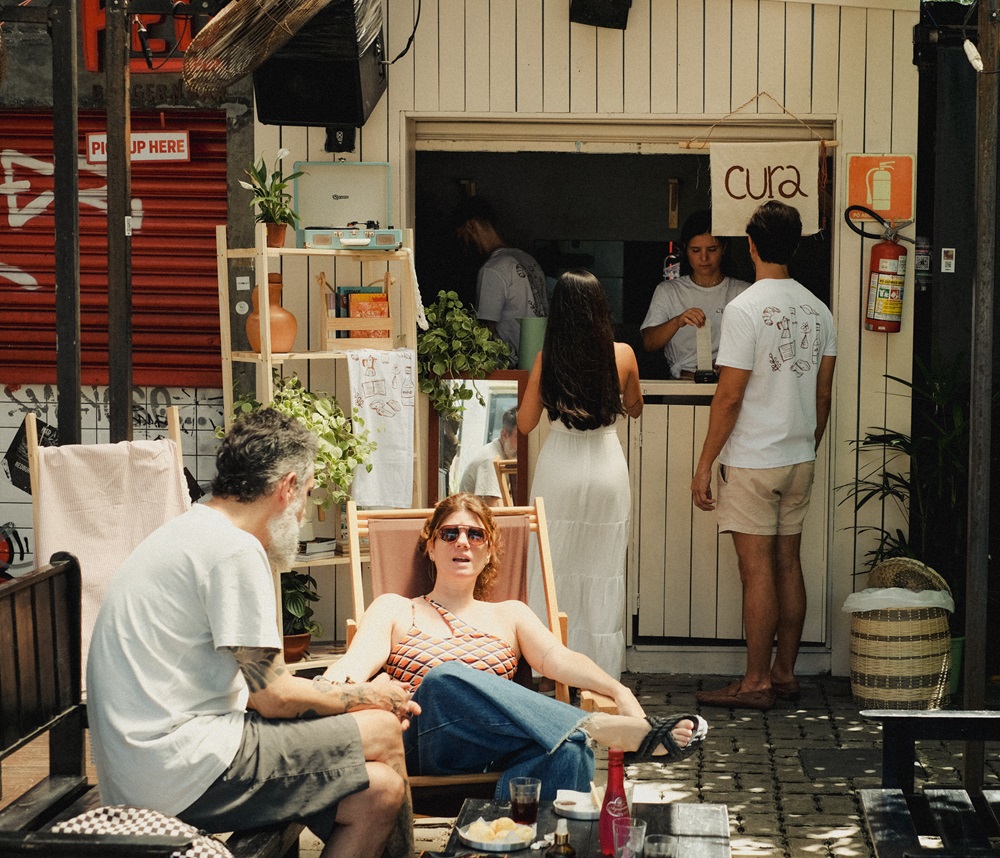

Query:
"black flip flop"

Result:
[[622, 714, 709, 765]]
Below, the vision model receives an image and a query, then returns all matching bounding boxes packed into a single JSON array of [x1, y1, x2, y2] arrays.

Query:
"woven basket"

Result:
[[850, 558, 952, 709]]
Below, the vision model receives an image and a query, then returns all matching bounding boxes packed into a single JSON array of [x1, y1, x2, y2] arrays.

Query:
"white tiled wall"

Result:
[[0, 384, 224, 573]]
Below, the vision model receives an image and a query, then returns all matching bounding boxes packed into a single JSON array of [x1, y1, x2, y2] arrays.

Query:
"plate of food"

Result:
[[456, 816, 535, 852], [552, 789, 601, 820]]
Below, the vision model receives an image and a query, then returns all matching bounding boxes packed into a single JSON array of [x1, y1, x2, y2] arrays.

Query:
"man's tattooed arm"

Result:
[[224, 646, 417, 722]]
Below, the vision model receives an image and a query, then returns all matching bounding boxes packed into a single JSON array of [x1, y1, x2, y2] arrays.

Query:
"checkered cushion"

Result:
[[51, 806, 233, 858]]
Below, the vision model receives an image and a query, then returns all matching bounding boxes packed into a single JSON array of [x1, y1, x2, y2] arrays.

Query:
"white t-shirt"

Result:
[[716, 278, 837, 468], [476, 247, 549, 365], [639, 276, 750, 377], [459, 438, 505, 498], [86, 503, 281, 815]]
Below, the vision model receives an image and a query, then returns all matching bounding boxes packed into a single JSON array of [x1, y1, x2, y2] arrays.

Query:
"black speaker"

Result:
[[253, 0, 387, 127], [569, 0, 632, 29]]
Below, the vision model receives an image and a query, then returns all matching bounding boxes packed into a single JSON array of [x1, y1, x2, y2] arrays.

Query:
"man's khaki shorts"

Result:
[[716, 461, 815, 535]]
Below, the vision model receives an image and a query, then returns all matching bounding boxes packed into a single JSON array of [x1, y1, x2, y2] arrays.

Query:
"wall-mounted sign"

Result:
[[86, 131, 191, 164], [846, 154, 915, 222], [710, 141, 820, 236]]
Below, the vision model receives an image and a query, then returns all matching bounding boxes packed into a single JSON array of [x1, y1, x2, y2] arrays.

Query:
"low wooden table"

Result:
[[442, 798, 731, 857]]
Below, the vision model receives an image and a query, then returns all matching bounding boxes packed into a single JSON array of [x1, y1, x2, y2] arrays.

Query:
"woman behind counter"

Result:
[[322, 492, 706, 800], [640, 210, 751, 379], [517, 269, 643, 679]]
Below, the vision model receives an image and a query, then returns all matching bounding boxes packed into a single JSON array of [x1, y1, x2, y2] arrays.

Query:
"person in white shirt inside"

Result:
[[453, 196, 548, 366], [640, 210, 751, 379], [459, 406, 518, 506]]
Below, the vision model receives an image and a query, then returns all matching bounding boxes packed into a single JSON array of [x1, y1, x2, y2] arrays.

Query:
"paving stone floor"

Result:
[[386, 672, 1000, 857]]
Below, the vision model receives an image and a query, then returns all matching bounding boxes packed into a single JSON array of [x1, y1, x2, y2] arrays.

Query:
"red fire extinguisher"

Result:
[[845, 206, 914, 333]]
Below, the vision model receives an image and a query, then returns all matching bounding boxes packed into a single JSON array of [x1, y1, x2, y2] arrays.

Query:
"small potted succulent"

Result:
[[240, 148, 305, 247]]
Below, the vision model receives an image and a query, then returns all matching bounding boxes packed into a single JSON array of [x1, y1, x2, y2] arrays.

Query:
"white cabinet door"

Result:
[[627, 397, 828, 645]]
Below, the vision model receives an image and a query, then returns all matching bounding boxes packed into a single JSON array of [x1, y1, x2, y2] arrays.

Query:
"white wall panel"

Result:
[[413, 0, 441, 111], [758, 1, 786, 112], [439, 0, 467, 110], [466, 0, 492, 111], [569, 21, 598, 112], [704, 0, 734, 114], [676, 0, 705, 114], [489, 0, 518, 111], [731, 0, 760, 110], [623, 0, 651, 114], [516, 0, 545, 112], [543, 0, 571, 112], [596, 27, 625, 113], [785, 2, 813, 113], [649, 0, 678, 113], [811, 4, 841, 113]]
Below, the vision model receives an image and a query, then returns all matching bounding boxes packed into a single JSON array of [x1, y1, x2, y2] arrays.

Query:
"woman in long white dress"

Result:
[[518, 269, 643, 679]]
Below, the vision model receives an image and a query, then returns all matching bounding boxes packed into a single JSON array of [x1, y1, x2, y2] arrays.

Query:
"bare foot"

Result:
[[582, 713, 696, 757]]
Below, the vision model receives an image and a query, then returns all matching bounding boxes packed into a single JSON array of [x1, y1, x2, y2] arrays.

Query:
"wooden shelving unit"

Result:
[[215, 223, 419, 429]]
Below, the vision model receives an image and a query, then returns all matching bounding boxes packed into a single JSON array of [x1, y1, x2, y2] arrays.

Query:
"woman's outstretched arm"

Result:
[[510, 601, 645, 718], [323, 593, 409, 684]]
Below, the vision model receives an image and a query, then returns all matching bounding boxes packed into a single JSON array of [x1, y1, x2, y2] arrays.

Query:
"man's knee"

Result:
[[337, 762, 405, 826], [351, 709, 405, 761]]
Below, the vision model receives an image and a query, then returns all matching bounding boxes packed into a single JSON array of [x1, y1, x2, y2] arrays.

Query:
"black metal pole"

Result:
[[106, 0, 133, 442], [50, 0, 81, 445], [963, 0, 998, 794]]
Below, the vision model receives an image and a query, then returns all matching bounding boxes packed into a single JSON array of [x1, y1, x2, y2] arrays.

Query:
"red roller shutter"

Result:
[[0, 109, 226, 388]]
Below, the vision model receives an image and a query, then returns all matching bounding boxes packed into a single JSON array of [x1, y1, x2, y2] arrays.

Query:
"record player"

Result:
[[294, 161, 404, 250], [304, 221, 403, 251]]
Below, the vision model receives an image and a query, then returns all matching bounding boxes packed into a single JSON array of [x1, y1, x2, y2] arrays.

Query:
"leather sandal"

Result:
[[695, 681, 776, 711], [622, 714, 709, 765]]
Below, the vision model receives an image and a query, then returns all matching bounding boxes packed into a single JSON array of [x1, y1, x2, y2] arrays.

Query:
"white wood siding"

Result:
[[262, 0, 920, 673]]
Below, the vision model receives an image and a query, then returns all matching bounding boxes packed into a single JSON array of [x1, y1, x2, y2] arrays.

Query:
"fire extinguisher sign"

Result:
[[846, 154, 915, 222]]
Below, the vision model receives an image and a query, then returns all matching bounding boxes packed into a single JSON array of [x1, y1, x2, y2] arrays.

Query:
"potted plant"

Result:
[[224, 371, 377, 510], [281, 569, 322, 662], [417, 290, 511, 421], [239, 148, 305, 247]]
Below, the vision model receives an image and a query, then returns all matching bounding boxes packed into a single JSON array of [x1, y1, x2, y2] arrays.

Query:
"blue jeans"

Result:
[[404, 661, 594, 800]]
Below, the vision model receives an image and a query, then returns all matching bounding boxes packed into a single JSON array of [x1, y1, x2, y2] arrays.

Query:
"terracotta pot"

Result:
[[283, 632, 311, 664], [265, 222, 288, 247], [246, 272, 297, 352]]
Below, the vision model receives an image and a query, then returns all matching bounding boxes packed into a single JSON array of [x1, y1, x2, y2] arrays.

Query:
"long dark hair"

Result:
[[540, 269, 624, 430]]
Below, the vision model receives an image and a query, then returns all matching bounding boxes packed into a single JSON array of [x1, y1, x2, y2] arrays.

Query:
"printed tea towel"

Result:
[[345, 348, 415, 508]]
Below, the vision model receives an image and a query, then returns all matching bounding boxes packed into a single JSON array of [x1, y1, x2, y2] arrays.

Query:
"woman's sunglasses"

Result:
[[436, 525, 488, 544]]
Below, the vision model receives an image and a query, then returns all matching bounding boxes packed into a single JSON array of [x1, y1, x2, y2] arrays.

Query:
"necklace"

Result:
[[691, 274, 725, 288]]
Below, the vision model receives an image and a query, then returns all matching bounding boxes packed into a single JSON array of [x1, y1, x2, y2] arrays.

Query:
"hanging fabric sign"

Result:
[[710, 141, 820, 236]]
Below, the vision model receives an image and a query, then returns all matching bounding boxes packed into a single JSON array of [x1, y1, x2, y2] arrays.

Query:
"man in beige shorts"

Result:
[[690, 201, 837, 711]]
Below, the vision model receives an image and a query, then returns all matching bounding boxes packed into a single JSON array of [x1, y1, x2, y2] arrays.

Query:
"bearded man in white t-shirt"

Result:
[[690, 201, 837, 712], [87, 409, 420, 858]]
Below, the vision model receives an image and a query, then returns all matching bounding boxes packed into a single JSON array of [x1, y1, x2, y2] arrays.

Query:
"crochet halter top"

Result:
[[384, 597, 519, 691]]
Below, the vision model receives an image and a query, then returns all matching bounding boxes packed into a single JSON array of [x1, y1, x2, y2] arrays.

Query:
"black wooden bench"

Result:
[[860, 709, 1000, 858], [0, 555, 304, 858]]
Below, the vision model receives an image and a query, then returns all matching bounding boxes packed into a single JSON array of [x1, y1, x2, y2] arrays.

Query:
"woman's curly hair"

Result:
[[418, 493, 503, 599]]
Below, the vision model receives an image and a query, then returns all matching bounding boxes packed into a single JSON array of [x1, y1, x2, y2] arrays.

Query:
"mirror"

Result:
[[428, 370, 529, 506]]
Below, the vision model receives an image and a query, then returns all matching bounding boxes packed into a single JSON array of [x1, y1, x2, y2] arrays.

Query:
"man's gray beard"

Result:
[[266, 499, 303, 571]]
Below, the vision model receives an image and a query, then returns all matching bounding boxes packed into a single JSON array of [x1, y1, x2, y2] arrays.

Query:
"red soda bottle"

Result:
[[598, 748, 629, 856]]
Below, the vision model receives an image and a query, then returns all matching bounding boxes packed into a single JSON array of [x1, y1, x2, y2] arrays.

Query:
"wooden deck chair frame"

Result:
[[344, 498, 618, 799], [492, 456, 517, 507]]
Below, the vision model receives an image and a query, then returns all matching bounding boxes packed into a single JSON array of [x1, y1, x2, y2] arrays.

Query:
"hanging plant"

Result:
[[416, 290, 511, 421], [221, 371, 377, 509]]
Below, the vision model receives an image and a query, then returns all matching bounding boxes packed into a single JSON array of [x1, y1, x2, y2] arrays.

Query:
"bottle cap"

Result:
[[554, 818, 570, 844]]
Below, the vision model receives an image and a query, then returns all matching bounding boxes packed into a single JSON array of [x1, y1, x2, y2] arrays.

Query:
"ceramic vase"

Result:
[[246, 272, 297, 353]]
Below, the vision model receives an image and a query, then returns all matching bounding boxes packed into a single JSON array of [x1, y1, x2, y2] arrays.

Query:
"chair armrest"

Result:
[[579, 690, 619, 714]]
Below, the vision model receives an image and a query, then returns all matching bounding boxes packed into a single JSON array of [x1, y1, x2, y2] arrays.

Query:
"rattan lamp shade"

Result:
[[849, 558, 952, 710], [181, 0, 330, 95]]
